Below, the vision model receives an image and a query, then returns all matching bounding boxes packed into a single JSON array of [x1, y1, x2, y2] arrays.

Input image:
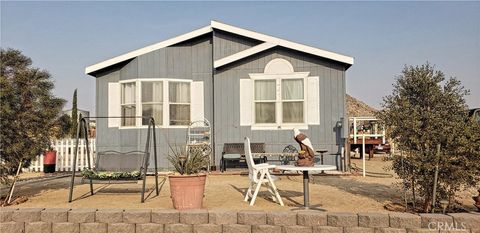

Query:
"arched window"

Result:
[[264, 58, 294, 74], [251, 59, 307, 126]]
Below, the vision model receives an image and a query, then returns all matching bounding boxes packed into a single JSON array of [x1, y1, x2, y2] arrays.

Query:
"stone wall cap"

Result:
[[239, 210, 266, 213], [389, 212, 420, 216], [418, 213, 451, 217], [328, 212, 358, 215], [358, 212, 389, 215], [69, 208, 97, 212], [152, 209, 179, 213], [95, 209, 124, 212], [180, 209, 208, 213], [42, 208, 71, 212], [124, 209, 152, 212], [0, 208, 18, 211], [15, 208, 44, 211]]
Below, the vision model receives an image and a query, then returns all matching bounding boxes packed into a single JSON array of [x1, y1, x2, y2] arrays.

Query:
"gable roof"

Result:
[[85, 20, 354, 75]]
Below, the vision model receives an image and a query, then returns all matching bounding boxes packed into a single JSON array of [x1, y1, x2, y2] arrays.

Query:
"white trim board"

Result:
[[85, 26, 212, 75], [214, 42, 276, 68], [85, 20, 354, 75], [211, 21, 354, 66]]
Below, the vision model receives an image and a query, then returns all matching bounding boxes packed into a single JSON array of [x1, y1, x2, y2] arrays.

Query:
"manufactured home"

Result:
[[85, 21, 354, 170]]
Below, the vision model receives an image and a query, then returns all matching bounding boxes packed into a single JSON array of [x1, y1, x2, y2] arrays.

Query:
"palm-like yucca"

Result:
[[167, 145, 209, 175]]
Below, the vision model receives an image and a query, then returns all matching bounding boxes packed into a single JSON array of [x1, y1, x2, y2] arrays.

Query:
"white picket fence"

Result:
[[26, 139, 96, 172]]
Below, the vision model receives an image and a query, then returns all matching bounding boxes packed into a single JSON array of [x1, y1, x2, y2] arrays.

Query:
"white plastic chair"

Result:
[[243, 137, 284, 206]]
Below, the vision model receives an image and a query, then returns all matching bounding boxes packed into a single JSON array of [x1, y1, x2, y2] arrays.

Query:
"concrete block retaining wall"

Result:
[[0, 208, 478, 233]]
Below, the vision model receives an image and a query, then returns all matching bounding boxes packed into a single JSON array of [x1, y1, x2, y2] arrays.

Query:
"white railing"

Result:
[[26, 139, 96, 172]]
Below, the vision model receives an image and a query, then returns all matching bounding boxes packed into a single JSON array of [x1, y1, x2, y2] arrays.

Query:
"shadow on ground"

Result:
[[1, 175, 166, 204], [309, 176, 404, 204], [229, 183, 319, 209], [0, 176, 75, 198]]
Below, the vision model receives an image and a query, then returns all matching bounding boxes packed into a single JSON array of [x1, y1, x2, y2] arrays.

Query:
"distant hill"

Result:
[[346, 94, 377, 117]]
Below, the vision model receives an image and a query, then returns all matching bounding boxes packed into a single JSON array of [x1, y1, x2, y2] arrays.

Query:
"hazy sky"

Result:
[[2, 1, 479, 114]]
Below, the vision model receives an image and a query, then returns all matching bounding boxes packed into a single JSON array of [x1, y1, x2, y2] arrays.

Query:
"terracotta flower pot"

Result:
[[169, 174, 206, 210]]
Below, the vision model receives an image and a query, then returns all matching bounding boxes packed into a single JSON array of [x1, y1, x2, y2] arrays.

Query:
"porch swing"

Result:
[[68, 116, 160, 203]]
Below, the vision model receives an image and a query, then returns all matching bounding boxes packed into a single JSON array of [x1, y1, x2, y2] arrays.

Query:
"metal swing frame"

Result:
[[68, 116, 159, 203]]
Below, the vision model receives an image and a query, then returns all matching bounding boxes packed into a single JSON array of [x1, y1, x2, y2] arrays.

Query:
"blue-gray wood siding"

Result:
[[213, 30, 261, 60], [94, 30, 348, 170], [213, 30, 347, 167], [95, 35, 213, 170]]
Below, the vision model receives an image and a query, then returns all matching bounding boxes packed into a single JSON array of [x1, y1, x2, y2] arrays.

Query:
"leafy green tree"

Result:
[[0, 48, 65, 183], [70, 89, 78, 138], [378, 63, 480, 212]]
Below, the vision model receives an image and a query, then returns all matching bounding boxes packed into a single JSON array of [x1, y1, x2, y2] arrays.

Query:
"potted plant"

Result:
[[167, 145, 209, 210]]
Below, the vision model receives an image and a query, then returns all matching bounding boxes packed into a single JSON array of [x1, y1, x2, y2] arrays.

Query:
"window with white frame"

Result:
[[119, 80, 191, 127], [121, 82, 136, 126], [282, 79, 304, 123], [253, 78, 305, 125], [240, 58, 318, 129], [141, 81, 163, 126], [169, 82, 191, 125], [254, 80, 276, 123]]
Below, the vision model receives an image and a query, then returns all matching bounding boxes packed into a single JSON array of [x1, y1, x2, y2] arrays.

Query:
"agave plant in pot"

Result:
[[167, 145, 209, 210]]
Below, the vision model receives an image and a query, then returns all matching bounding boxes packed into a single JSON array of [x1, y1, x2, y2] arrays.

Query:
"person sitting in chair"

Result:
[[293, 128, 315, 167]]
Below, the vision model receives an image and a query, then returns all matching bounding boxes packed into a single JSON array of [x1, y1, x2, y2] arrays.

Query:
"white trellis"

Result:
[[25, 139, 96, 172]]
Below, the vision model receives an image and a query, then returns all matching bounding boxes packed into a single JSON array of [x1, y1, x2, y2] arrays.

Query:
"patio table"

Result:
[[252, 152, 297, 157], [276, 165, 337, 209], [252, 153, 297, 164]]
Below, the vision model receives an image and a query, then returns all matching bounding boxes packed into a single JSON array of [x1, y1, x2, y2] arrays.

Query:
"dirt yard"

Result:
[[4, 155, 478, 212]]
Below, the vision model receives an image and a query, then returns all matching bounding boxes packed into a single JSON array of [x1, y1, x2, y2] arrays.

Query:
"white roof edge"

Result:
[[210, 20, 354, 65], [214, 42, 276, 68], [86, 21, 354, 75], [85, 25, 212, 75]]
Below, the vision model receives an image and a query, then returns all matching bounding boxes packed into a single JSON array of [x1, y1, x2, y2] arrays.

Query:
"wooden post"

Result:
[[3, 161, 23, 206], [382, 127, 386, 144], [362, 134, 366, 177], [353, 117, 357, 142], [431, 144, 441, 213], [346, 139, 351, 172], [80, 139, 84, 171], [54, 140, 59, 172]]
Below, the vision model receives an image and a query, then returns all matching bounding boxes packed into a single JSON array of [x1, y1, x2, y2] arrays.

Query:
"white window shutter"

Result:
[[190, 81, 204, 122], [307, 76, 320, 125], [239, 79, 253, 126], [108, 82, 121, 127]]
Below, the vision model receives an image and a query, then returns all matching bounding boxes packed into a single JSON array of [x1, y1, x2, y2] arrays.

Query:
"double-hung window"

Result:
[[119, 80, 191, 127], [169, 82, 191, 126], [121, 82, 136, 126], [253, 78, 305, 125], [254, 80, 276, 123], [281, 79, 304, 123], [141, 81, 163, 126]]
